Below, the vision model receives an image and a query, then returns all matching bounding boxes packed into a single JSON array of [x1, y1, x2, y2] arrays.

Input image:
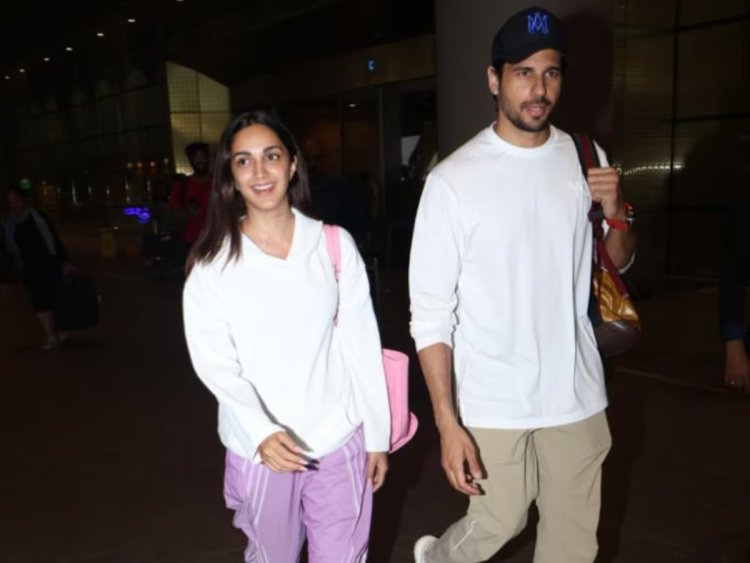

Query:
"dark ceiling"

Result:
[[0, 0, 434, 87]]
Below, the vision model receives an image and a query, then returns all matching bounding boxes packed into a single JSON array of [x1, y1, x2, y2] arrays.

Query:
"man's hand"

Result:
[[257, 431, 311, 473], [416, 344, 481, 495], [439, 423, 483, 495], [366, 452, 388, 492], [587, 167, 624, 220], [588, 166, 636, 269], [724, 340, 750, 393]]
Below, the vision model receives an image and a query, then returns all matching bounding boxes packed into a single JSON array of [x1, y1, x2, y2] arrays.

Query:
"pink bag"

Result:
[[323, 224, 418, 453]]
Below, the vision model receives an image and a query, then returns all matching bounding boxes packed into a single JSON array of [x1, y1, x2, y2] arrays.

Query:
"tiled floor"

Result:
[[1, 258, 748, 562]]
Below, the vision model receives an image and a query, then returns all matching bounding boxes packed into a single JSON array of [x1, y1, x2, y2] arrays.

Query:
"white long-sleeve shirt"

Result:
[[183, 209, 391, 461], [409, 125, 608, 429]]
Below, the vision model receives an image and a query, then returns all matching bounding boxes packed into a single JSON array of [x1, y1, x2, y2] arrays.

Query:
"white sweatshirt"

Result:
[[183, 209, 391, 461], [409, 125, 608, 429]]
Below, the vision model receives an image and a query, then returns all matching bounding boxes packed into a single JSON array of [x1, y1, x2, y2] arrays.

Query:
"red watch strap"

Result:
[[605, 218, 629, 231]]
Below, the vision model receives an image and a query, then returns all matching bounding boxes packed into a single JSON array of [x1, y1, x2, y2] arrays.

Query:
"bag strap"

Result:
[[571, 132, 600, 174], [571, 133, 631, 298], [322, 224, 341, 281], [571, 132, 605, 240]]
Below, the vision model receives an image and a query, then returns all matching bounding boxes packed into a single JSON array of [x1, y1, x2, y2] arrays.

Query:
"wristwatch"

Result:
[[606, 202, 635, 231], [625, 201, 635, 227]]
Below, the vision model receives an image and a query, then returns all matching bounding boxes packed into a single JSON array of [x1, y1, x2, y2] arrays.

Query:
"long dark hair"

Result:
[[186, 110, 312, 275]]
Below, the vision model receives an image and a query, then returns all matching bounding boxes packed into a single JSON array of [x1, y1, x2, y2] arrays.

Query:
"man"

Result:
[[168, 141, 212, 251], [3, 187, 74, 349], [409, 7, 636, 563]]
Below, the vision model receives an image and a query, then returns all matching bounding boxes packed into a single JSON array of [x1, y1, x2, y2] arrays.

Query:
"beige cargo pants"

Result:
[[426, 411, 611, 563]]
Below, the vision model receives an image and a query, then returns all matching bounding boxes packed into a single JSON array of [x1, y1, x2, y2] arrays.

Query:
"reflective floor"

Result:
[[1, 247, 748, 562]]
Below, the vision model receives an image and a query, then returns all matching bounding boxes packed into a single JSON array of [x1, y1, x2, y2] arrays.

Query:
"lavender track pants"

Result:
[[223, 429, 373, 563]]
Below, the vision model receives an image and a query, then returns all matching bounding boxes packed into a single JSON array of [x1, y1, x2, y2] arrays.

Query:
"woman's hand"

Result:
[[366, 451, 388, 492], [257, 431, 311, 473]]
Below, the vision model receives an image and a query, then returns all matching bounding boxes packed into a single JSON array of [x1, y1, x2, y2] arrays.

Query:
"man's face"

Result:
[[189, 149, 210, 175], [488, 49, 563, 134]]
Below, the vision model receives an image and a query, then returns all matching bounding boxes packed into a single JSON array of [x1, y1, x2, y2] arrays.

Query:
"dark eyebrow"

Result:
[[231, 145, 284, 159], [511, 65, 561, 73]]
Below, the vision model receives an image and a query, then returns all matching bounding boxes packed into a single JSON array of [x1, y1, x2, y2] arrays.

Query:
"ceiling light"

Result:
[[43, 57, 51, 62], [127, 18, 136, 23], [65, 46, 73, 52], [4, 75, 10, 80], [96, 32, 105, 38], [348, 103, 358, 108], [19, 68, 26, 73]]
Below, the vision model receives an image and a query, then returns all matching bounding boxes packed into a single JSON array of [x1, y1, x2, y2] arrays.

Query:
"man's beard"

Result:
[[500, 96, 552, 133]]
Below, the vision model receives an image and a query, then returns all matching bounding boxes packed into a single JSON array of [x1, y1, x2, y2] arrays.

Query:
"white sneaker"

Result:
[[413, 535, 437, 563]]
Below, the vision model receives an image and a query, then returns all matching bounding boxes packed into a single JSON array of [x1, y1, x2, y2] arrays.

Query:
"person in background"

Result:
[[718, 194, 750, 393], [182, 110, 390, 562], [168, 141, 212, 264], [3, 187, 72, 350]]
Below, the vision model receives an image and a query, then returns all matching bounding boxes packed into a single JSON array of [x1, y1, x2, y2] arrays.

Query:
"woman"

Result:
[[182, 110, 390, 562], [3, 187, 72, 349]]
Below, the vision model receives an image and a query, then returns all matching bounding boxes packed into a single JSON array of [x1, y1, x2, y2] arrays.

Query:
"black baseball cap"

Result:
[[491, 7, 568, 67]]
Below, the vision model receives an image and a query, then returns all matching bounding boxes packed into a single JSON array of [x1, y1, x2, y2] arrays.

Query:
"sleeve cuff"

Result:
[[413, 332, 453, 353], [619, 251, 636, 274], [364, 432, 391, 453], [721, 322, 746, 342]]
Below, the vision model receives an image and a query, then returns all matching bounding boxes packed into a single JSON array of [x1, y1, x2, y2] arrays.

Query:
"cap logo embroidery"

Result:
[[527, 12, 549, 35]]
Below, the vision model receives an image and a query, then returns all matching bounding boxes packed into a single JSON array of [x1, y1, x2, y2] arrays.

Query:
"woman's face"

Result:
[[230, 124, 297, 217]]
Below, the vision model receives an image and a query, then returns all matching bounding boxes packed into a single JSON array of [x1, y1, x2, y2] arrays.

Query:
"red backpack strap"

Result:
[[571, 132, 606, 241], [571, 132, 600, 172], [572, 134, 631, 297]]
